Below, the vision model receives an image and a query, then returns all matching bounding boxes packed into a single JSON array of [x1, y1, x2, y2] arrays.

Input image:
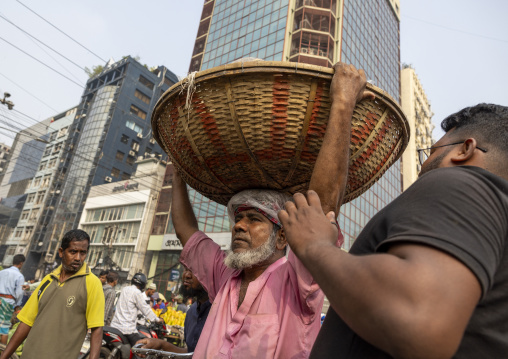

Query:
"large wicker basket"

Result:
[[152, 61, 409, 206]]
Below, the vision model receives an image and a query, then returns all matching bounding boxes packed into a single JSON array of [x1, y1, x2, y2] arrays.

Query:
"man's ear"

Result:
[[276, 228, 287, 250], [451, 138, 477, 164], [58, 247, 63, 258]]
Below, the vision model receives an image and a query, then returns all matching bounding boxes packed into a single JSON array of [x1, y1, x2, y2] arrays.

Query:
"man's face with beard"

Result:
[[224, 209, 279, 270], [180, 267, 206, 299], [419, 133, 461, 177]]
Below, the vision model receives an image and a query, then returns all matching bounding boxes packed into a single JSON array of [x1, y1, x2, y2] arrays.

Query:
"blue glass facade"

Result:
[[340, 0, 400, 101], [201, 0, 289, 70], [170, 0, 401, 250], [338, 0, 401, 248]]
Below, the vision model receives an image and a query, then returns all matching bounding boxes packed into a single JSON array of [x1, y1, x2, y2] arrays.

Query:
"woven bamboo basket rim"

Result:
[[151, 61, 410, 204]]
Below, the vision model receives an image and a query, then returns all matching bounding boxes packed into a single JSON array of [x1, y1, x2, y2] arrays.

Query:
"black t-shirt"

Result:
[[184, 300, 211, 352], [311, 166, 508, 358]]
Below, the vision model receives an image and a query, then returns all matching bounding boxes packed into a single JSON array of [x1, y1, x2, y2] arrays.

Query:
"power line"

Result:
[[0, 13, 86, 72], [403, 15, 508, 44], [0, 36, 85, 88], [0, 72, 59, 112], [15, 0, 107, 63]]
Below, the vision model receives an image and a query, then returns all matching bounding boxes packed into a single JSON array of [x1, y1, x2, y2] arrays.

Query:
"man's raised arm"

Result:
[[171, 169, 199, 247], [308, 63, 374, 215]]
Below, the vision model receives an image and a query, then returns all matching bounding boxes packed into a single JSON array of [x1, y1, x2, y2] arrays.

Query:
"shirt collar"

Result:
[[8, 266, 20, 273], [50, 262, 90, 281]]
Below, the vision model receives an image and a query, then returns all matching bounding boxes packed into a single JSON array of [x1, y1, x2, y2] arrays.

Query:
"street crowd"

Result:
[[0, 63, 507, 358]]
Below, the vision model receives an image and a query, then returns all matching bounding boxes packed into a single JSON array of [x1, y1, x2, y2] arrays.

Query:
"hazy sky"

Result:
[[0, 0, 507, 147]]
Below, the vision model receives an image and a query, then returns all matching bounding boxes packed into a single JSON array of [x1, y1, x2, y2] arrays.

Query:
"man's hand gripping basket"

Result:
[[152, 61, 409, 205]]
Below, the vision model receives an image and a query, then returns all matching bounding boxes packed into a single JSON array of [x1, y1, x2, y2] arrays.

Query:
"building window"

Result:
[[29, 209, 39, 220], [48, 158, 57, 168], [134, 90, 151, 104], [21, 211, 29, 220], [32, 177, 42, 188], [53, 143, 62, 154], [121, 134, 129, 144], [111, 167, 120, 177], [163, 77, 174, 87], [152, 214, 168, 235], [27, 193, 35, 203], [23, 226, 33, 240], [121, 173, 130, 181], [126, 120, 143, 134], [41, 175, 51, 188], [126, 156, 135, 166], [138, 75, 154, 90], [35, 191, 45, 205], [38, 161, 47, 171], [14, 229, 22, 238], [130, 104, 147, 120], [43, 146, 52, 157], [131, 140, 140, 151], [116, 151, 125, 161], [49, 132, 58, 141], [58, 127, 69, 138]]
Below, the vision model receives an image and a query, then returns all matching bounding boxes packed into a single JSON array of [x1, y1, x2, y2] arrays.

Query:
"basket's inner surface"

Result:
[[152, 62, 408, 206]]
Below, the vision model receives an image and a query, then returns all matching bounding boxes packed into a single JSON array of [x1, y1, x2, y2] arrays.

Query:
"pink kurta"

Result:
[[180, 231, 331, 359]]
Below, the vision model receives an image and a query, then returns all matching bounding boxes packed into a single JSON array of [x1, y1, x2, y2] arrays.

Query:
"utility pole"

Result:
[[0, 92, 14, 110]]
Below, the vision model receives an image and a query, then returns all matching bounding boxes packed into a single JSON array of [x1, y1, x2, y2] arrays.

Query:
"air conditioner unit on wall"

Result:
[[149, 138, 156, 144], [137, 133, 143, 138], [129, 150, 136, 157], [105, 176, 112, 182]]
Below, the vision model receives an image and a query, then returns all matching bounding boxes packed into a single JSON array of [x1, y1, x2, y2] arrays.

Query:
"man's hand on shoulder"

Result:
[[279, 191, 338, 261]]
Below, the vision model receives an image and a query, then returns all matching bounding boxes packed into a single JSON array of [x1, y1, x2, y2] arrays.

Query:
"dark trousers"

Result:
[[125, 332, 143, 347]]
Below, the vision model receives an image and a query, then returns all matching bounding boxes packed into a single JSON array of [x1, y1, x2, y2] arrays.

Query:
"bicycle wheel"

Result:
[[0, 343, 20, 359]]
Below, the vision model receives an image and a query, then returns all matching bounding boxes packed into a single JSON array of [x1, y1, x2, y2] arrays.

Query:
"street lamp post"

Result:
[[0, 92, 14, 110]]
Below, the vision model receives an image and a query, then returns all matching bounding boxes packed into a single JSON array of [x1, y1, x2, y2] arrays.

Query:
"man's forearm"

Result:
[[308, 101, 354, 214], [89, 327, 103, 359], [0, 322, 30, 359], [159, 341, 187, 353], [171, 170, 199, 246], [299, 242, 480, 358], [308, 63, 372, 215]]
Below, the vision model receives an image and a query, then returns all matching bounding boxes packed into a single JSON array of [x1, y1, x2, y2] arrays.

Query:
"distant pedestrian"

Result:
[[99, 270, 109, 286], [103, 271, 119, 326], [0, 254, 25, 345]]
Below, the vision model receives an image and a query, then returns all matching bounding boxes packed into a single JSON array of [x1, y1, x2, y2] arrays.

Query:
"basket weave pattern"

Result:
[[152, 62, 409, 206]]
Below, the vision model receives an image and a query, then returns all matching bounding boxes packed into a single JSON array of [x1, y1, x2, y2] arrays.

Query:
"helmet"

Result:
[[131, 273, 147, 291]]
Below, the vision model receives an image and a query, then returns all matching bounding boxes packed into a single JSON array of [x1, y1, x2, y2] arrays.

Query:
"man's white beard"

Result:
[[224, 231, 277, 270]]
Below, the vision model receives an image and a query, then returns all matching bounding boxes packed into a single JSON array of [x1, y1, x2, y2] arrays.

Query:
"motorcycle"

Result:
[[79, 321, 168, 359]]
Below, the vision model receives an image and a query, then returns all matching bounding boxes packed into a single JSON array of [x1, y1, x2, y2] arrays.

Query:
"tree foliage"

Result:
[[84, 65, 104, 78]]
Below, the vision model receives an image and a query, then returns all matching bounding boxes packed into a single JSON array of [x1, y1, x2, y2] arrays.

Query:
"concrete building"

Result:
[[166, 0, 403, 253], [401, 65, 434, 190], [22, 56, 178, 279], [79, 158, 167, 281], [6, 107, 77, 275], [146, 164, 230, 298], [0, 119, 50, 265]]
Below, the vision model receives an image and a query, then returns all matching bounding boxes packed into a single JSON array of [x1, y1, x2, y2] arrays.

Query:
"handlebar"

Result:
[[131, 344, 193, 359]]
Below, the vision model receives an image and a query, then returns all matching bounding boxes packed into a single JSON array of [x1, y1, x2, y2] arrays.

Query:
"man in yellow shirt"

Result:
[[0, 229, 104, 359]]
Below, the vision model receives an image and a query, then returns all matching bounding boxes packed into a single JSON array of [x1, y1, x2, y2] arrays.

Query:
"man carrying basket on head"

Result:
[[171, 62, 373, 358]]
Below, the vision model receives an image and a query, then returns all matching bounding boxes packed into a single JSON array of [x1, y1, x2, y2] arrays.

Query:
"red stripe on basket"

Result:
[[164, 97, 204, 178], [254, 75, 292, 161], [348, 115, 397, 189], [301, 83, 325, 162], [193, 94, 229, 155], [351, 111, 379, 146]]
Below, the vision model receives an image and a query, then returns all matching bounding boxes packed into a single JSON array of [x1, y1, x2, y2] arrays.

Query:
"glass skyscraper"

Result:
[[164, 0, 401, 249]]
